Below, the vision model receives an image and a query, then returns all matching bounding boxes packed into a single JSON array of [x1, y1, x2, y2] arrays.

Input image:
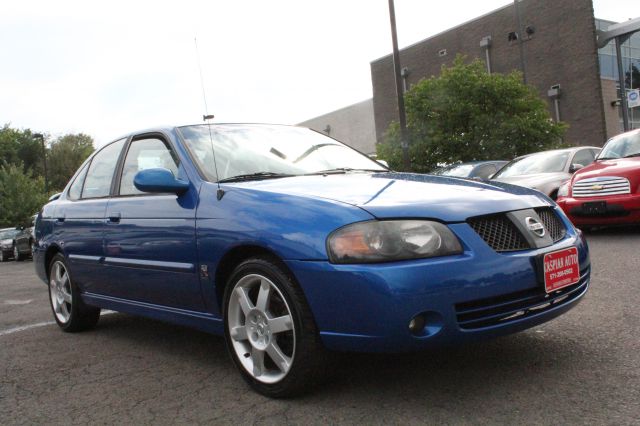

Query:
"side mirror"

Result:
[[48, 193, 61, 202], [569, 163, 585, 173], [134, 168, 189, 194]]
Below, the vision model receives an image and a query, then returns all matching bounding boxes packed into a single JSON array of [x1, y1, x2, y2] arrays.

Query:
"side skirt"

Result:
[[82, 292, 223, 335]]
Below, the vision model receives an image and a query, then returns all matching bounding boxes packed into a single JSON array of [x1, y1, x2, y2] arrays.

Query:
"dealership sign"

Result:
[[629, 89, 640, 109]]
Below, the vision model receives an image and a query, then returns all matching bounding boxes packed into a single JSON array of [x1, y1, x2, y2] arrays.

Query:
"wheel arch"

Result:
[[44, 244, 64, 280], [214, 244, 297, 310]]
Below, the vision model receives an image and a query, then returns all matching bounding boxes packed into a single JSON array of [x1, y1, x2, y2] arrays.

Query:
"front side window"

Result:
[[67, 163, 89, 201], [571, 149, 595, 167], [82, 139, 126, 199], [178, 124, 386, 182], [474, 164, 497, 179], [119, 137, 180, 195]]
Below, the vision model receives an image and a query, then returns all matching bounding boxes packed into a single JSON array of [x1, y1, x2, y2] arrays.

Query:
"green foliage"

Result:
[[0, 163, 48, 227], [0, 124, 44, 175], [0, 124, 94, 225], [377, 57, 567, 172], [48, 133, 94, 191]]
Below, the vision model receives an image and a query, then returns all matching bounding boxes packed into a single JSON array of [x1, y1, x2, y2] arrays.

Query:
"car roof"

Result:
[[513, 146, 601, 161]]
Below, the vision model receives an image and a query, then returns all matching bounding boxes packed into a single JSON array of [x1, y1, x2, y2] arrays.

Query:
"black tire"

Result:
[[223, 256, 325, 398], [0, 250, 10, 262], [48, 253, 100, 332], [13, 245, 24, 261]]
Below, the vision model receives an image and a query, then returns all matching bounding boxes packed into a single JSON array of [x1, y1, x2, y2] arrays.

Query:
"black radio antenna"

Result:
[[194, 37, 224, 200]]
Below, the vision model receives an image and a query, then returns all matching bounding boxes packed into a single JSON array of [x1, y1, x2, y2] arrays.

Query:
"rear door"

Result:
[[55, 138, 126, 292], [102, 133, 204, 311]]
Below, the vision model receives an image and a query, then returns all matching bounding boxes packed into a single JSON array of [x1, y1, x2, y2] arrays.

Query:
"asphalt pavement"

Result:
[[1, 227, 639, 425]]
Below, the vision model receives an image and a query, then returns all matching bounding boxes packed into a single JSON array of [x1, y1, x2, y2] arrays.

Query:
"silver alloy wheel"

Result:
[[49, 260, 72, 323], [228, 274, 295, 384]]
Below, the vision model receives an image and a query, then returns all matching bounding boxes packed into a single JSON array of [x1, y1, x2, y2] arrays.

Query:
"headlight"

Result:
[[557, 182, 570, 198], [327, 220, 463, 264]]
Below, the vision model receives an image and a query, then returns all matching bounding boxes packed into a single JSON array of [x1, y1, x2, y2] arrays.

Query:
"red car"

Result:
[[556, 129, 640, 227]]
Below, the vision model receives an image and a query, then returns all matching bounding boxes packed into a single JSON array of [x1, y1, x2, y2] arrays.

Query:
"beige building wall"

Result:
[[298, 99, 377, 155]]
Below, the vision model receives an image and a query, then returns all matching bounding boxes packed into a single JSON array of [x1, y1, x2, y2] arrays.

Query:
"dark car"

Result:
[[35, 124, 590, 397], [13, 214, 37, 260], [0, 228, 22, 262], [432, 161, 508, 180]]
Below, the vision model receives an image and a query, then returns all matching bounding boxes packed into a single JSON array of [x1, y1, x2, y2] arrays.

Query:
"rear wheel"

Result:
[[223, 257, 324, 398], [0, 250, 9, 262], [48, 253, 100, 332], [13, 245, 24, 261]]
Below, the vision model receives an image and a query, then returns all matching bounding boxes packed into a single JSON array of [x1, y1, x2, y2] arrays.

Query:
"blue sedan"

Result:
[[35, 124, 590, 397]]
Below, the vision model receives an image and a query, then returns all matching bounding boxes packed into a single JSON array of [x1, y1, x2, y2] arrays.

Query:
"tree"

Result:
[[0, 124, 45, 176], [0, 163, 48, 228], [47, 133, 94, 191], [377, 57, 567, 172]]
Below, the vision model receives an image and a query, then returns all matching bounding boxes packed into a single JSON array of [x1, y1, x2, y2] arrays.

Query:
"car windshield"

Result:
[[598, 132, 640, 160], [0, 229, 20, 240], [178, 124, 386, 181], [493, 151, 569, 178], [432, 164, 475, 177]]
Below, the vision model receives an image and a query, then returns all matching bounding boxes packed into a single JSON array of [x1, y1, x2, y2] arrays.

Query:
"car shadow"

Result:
[[581, 224, 640, 236], [91, 312, 583, 400]]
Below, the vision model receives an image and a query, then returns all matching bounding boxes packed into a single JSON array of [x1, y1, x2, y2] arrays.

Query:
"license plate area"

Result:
[[582, 201, 607, 215], [542, 247, 580, 293]]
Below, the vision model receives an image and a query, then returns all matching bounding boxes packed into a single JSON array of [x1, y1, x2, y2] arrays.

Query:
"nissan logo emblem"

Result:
[[525, 217, 545, 238]]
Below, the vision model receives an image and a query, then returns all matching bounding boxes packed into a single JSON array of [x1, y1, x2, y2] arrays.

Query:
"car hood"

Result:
[[0, 239, 12, 246], [492, 172, 570, 190], [233, 172, 550, 222], [572, 157, 640, 181]]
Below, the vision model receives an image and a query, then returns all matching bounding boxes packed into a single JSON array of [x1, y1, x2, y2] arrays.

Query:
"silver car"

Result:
[[492, 147, 600, 199]]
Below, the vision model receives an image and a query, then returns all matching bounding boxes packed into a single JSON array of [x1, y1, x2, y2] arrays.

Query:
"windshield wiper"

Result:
[[305, 167, 386, 175], [596, 157, 618, 161], [623, 153, 640, 159], [218, 172, 294, 183]]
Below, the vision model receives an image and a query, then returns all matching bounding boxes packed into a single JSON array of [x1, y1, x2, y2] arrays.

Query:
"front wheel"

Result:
[[223, 257, 324, 398], [48, 253, 101, 332]]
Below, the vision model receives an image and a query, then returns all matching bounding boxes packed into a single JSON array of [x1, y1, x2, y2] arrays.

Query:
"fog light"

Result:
[[408, 315, 426, 335]]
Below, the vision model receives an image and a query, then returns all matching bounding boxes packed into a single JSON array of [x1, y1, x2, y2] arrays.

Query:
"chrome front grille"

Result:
[[572, 176, 630, 198]]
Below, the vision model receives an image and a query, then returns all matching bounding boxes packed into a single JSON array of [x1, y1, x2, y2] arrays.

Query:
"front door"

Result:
[[102, 134, 204, 311]]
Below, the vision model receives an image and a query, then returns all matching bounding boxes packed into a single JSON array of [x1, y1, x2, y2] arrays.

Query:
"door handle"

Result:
[[107, 212, 121, 223], [56, 216, 65, 223]]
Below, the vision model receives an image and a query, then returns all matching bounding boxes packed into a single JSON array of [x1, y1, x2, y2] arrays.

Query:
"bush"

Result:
[[377, 57, 567, 172]]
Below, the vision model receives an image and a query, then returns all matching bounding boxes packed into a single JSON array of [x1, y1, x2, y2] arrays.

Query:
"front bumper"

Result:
[[286, 220, 590, 353], [557, 193, 640, 226]]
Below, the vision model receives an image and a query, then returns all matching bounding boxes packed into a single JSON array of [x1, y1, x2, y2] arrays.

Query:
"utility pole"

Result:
[[34, 133, 48, 193], [388, 0, 410, 170], [513, 0, 527, 84]]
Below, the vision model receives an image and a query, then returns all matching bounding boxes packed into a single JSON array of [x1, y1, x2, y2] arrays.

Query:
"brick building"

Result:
[[302, 0, 639, 154]]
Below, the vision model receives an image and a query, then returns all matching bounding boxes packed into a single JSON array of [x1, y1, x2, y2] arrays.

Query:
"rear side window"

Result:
[[119, 137, 180, 196], [67, 163, 89, 201], [82, 139, 126, 199]]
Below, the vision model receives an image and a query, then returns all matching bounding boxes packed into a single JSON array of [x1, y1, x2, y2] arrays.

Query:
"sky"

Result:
[[1, 0, 637, 146]]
